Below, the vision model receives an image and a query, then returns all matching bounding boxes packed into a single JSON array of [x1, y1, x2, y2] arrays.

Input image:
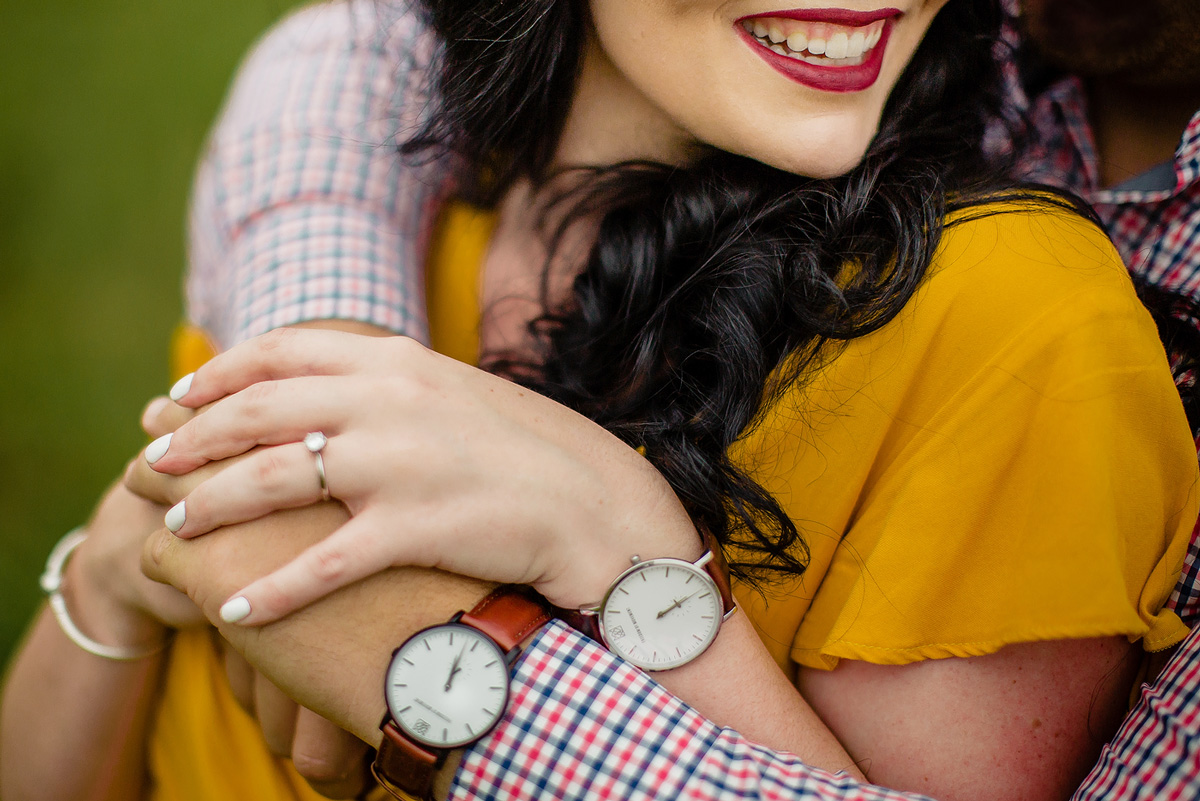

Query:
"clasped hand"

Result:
[[125, 328, 701, 626]]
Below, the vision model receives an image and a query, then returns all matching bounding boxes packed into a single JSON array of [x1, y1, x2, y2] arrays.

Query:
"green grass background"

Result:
[[0, 0, 307, 667]]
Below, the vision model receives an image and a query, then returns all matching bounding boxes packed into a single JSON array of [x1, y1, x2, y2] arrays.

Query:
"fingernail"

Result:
[[145, 433, 173, 465], [165, 501, 186, 533], [220, 596, 252, 624], [169, 372, 195, 403]]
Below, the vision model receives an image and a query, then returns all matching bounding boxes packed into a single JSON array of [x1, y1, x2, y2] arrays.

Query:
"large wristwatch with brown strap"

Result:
[[372, 585, 552, 800]]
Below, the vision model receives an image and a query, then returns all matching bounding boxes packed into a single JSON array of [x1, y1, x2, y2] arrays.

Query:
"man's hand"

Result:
[[138, 482, 494, 745]]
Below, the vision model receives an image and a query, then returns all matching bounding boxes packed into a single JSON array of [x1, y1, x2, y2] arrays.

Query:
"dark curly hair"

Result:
[[402, 0, 1198, 583]]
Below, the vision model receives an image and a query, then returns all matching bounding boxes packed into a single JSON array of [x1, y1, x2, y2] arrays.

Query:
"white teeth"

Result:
[[825, 32, 848, 59], [847, 31, 865, 58], [744, 18, 884, 64]]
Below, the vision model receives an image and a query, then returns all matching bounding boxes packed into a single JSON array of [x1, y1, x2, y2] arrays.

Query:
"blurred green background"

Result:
[[0, 0, 307, 667]]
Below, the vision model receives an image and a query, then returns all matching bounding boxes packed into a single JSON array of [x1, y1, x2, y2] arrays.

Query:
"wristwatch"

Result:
[[573, 530, 737, 671], [372, 585, 551, 800]]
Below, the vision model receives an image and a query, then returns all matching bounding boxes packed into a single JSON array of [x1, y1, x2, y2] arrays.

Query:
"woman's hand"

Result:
[[70, 480, 206, 643], [126, 328, 703, 625]]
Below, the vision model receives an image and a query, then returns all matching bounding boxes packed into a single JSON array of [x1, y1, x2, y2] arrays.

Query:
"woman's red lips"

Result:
[[738, 7, 902, 25], [736, 8, 901, 93]]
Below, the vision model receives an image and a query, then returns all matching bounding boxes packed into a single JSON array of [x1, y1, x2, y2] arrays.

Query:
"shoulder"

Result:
[[908, 199, 1152, 362], [213, 0, 434, 139], [929, 199, 1135, 316]]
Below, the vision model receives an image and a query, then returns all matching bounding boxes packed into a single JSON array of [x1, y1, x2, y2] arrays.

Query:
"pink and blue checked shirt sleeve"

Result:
[[187, 0, 449, 350], [187, 3, 1200, 799]]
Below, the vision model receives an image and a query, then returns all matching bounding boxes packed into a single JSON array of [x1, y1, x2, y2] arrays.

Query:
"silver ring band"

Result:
[[303, 431, 331, 502]]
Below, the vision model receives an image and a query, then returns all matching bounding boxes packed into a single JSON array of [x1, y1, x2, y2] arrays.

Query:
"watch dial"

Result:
[[600, 560, 723, 670], [384, 623, 510, 748]]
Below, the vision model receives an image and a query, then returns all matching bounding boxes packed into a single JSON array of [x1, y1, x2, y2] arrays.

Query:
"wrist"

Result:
[[64, 544, 169, 648]]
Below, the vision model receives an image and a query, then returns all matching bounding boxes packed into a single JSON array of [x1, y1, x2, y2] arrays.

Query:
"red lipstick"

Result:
[[736, 7, 902, 93]]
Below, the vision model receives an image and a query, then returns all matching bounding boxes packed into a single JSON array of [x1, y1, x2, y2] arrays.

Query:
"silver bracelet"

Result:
[[40, 528, 168, 661]]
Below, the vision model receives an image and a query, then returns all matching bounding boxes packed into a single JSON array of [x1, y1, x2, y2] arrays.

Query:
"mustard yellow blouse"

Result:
[[149, 201, 1197, 799]]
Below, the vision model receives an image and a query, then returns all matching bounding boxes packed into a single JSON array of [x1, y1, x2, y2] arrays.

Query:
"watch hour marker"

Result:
[[466, 723, 475, 737], [392, 682, 408, 688], [485, 660, 497, 668], [471, 641, 478, 652], [424, 640, 432, 651], [483, 708, 496, 716], [685, 575, 694, 584], [693, 634, 704, 641], [443, 727, 448, 742], [402, 658, 414, 665], [399, 705, 412, 714], [449, 633, 454, 645], [701, 615, 714, 620]]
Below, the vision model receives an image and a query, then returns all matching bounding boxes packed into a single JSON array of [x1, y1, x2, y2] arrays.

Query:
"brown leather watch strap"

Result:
[[373, 722, 441, 801], [698, 525, 737, 620], [459, 584, 553, 652], [373, 585, 551, 800]]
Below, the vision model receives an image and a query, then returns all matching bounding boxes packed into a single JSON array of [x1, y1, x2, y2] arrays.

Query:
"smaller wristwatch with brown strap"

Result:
[[372, 585, 552, 800], [567, 526, 737, 671]]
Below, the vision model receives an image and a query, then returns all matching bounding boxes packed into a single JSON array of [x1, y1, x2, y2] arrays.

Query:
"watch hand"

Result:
[[444, 648, 465, 691], [656, 592, 699, 619]]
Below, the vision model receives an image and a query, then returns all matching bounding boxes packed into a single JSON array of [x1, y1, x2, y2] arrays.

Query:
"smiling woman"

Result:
[[3, 1, 1198, 801]]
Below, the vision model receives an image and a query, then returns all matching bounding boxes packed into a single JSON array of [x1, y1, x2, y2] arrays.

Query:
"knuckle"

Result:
[[384, 335, 426, 371], [291, 751, 351, 784], [259, 327, 296, 354], [255, 579, 295, 620], [146, 532, 171, 569], [252, 450, 291, 496], [310, 545, 348, 585], [235, 382, 277, 430]]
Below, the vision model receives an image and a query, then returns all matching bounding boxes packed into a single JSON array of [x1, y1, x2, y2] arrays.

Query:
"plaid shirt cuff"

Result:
[[214, 201, 429, 347], [449, 620, 935, 801]]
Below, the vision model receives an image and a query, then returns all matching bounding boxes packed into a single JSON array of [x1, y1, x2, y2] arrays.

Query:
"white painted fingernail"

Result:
[[220, 596, 252, 624], [169, 372, 195, 402], [165, 501, 186, 533], [145, 433, 173, 465]]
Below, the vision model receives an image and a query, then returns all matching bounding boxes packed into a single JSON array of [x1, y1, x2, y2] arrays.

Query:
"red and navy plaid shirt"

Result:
[[189, 3, 1200, 798]]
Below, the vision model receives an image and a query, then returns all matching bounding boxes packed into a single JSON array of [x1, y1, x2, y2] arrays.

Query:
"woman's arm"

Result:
[[0, 483, 199, 801], [798, 637, 1138, 800], [135, 459, 863, 779]]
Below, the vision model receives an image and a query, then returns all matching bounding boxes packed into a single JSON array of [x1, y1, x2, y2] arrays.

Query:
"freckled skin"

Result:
[[1019, 0, 1200, 85]]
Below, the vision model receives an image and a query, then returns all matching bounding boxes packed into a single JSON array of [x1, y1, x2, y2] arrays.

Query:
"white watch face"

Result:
[[384, 623, 510, 748], [600, 558, 723, 670]]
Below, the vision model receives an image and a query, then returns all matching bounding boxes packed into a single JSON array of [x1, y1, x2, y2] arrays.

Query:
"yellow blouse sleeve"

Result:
[[735, 206, 1198, 670]]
